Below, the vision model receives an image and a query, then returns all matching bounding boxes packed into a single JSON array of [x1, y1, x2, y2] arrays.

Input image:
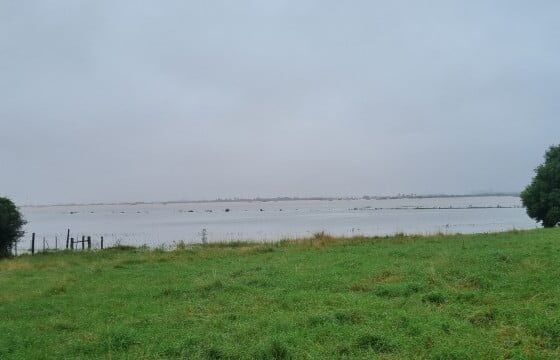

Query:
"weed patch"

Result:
[[45, 283, 67, 296], [423, 292, 447, 305], [468, 308, 497, 327], [334, 310, 364, 325], [430, 348, 470, 360], [532, 318, 560, 349], [103, 328, 137, 352], [258, 340, 292, 360], [375, 283, 421, 298], [205, 346, 224, 359], [199, 280, 224, 292], [355, 334, 396, 353]]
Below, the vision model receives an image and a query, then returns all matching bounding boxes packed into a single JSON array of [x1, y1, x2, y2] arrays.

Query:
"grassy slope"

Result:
[[1, 229, 560, 359]]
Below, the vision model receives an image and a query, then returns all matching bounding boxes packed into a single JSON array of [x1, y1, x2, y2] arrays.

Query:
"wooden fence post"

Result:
[[66, 229, 70, 249], [87, 236, 91, 250], [81, 236, 85, 250], [70, 238, 74, 250], [31, 233, 35, 255], [101, 236, 104, 249], [55, 236, 58, 250]]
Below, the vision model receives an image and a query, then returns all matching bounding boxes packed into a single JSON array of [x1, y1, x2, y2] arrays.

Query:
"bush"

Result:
[[521, 145, 560, 227], [0, 197, 26, 258]]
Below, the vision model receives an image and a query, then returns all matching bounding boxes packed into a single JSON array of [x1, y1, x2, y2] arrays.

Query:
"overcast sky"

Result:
[[1, 1, 559, 205]]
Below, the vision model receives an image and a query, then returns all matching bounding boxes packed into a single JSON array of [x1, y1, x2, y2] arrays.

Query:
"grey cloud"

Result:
[[1, 0, 559, 204]]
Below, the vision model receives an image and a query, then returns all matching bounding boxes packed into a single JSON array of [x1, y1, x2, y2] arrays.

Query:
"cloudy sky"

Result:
[[1, 1, 559, 205]]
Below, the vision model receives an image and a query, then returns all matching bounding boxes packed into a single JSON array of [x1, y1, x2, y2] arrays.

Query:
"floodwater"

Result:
[[18, 196, 536, 252]]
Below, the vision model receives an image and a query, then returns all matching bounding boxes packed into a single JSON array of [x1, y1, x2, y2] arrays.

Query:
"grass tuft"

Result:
[[259, 340, 292, 360], [423, 292, 447, 305], [355, 334, 396, 353], [103, 328, 137, 352]]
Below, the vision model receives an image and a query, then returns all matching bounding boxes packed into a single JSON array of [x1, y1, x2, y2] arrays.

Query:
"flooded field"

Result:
[[18, 196, 536, 252]]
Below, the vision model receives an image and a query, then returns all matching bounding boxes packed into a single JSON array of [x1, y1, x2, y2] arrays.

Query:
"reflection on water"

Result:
[[18, 196, 536, 252]]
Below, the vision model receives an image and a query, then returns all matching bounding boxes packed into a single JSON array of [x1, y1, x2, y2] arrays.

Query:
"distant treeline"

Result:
[[24, 192, 521, 208]]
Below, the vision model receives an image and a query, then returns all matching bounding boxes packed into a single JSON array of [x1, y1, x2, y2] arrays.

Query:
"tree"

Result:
[[0, 197, 26, 258], [521, 145, 560, 228]]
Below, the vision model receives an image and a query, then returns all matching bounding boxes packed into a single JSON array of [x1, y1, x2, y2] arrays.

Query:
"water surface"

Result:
[[18, 196, 536, 252]]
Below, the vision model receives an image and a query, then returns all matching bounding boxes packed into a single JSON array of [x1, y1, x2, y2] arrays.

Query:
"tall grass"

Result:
[[0, 228, 559, 359]]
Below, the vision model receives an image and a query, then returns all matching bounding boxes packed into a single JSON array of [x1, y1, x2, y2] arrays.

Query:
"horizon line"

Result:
[[20, 191, 521, 208]]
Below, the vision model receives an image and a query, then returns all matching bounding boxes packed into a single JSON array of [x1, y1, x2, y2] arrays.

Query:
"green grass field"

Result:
[[1, 229, 560, 359]]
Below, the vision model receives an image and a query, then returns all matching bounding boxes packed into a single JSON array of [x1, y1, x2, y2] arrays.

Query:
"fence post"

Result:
[[87, 236, 91, 250], [31, 233, 35, 255], [82, 236, 85, 250], [43, 237, 46, 252], [55, 236, 58, 250], [66, 229, 70, 249], [202, 228, 208, 244], [101, 236, 104, 250], [70, 238, 74, 250]]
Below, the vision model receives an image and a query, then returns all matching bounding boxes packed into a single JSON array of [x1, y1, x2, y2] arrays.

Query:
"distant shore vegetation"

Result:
[[23, 192, 521, 208]]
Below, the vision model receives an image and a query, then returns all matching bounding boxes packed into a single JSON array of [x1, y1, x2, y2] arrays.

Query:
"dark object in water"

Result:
[[225, 208, 230, 212]]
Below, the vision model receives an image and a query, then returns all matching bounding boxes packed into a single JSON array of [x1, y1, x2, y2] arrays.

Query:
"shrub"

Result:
[[521, 145, 560, 227], [0, 197, 26, 258]]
